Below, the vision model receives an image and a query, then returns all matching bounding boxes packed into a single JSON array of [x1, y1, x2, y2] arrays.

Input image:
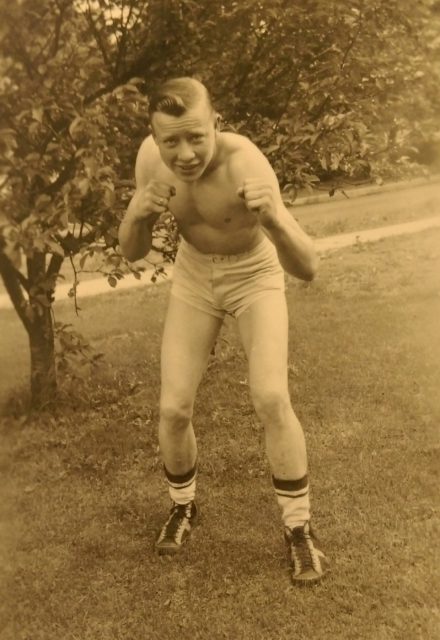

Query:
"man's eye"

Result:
[[191, 135, 203, 142]]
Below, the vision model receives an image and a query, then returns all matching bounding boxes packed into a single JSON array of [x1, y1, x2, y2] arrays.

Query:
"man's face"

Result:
[[151, 102, 218, 182]]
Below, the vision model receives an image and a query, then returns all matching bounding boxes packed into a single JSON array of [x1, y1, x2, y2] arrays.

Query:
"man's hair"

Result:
[[148, 77, 214, 119]]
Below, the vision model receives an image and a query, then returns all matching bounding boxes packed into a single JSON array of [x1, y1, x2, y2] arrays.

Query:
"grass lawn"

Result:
[[293, 180, 440, 238], [1, 229, 440, 639]]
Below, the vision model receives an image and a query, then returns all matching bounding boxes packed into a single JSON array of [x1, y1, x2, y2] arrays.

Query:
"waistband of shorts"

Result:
[[178, 235, 271, 263]]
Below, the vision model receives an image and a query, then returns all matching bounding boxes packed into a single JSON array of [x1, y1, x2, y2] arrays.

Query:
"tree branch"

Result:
[[114, 0, 136, 77], [85, 0, 112, 71], [8, 32, 41, 80], [27, 253, 46, 287], [273, 73, 301, 129], [225, 27, 271, 96], [57, 230, 96, 255], [68, 254, 80, 316], [340, 2, 364, 70], [50, 1, 68, 58], [0, 252, 32, 332], [14, 264, 30, 292], [46, 253, 64, 281]]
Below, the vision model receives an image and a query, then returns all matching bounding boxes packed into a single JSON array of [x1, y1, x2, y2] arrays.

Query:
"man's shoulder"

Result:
[[220, 131, 259, 156], [135, 135, 169, 184], [137, 135, 160, 166], [219, 132, 274, 179], [220, 132, 265, 169]]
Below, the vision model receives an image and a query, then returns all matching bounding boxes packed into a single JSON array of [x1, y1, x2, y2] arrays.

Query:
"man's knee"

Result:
[[251, 386, 291, 422], [160, 398, 193, 431]]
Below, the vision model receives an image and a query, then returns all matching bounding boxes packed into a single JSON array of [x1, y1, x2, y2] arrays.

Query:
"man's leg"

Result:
[[237, 293, 306, 481], [155, 294, 223, 554], [237, 292, 329, 583]]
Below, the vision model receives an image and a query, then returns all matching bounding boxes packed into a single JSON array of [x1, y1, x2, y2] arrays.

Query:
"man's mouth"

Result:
[[177, 163, 200, 173]]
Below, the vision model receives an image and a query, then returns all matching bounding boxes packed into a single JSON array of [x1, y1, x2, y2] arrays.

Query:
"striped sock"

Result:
[[164, 463, 197, 505], [272, 474, 310, 529]]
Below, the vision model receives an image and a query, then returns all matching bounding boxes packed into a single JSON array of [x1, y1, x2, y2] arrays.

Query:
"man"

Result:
[[118, 77, 329, 585]]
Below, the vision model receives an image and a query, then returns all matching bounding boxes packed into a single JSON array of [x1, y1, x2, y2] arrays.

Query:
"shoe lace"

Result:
[[160, 503, 191, 540], [290, 526, 316, 573]]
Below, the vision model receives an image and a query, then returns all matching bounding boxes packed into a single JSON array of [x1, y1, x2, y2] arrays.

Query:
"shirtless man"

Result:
[[118, 77, 329, 585]]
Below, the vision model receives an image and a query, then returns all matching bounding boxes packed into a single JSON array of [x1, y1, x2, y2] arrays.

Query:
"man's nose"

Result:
[[177, 142, 196, 162]]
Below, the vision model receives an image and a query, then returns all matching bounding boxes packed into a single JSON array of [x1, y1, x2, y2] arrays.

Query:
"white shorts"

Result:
[[171, 236, 285, 319]]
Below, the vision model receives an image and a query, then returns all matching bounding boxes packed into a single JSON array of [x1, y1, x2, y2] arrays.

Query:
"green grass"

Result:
[[1, 229, 440, 639]]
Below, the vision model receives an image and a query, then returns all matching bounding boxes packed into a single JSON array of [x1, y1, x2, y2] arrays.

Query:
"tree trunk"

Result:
[[1, 247, 63, 409], [27, 253, 59, 409], [28, 306, 57, 409]]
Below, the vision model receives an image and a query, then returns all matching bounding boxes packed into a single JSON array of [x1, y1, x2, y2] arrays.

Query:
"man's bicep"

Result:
[[230, 146, 283, 196], [134, 135, 158, 187]]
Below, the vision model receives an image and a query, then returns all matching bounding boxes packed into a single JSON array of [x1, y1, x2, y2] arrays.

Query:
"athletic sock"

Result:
[[272, 474, 310, 529], [164, 462, 197, 505]]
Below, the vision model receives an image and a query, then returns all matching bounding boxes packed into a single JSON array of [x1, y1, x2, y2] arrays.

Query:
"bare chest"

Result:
[[169, 181, 248, 229]]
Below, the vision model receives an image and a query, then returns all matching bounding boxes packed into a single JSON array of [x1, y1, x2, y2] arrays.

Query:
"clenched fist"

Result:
[[131, 181, 176, 223], [237, 178, 278, 227]]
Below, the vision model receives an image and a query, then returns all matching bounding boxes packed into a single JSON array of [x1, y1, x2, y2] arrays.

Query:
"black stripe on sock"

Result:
[[272, 474, 308, 492], [167, 478, 196, 490], [275, 489, 309, 499], [164, 462, 197, 485]]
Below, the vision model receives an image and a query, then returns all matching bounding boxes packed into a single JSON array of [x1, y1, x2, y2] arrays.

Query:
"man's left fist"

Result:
[[237, 178, 278, 227]]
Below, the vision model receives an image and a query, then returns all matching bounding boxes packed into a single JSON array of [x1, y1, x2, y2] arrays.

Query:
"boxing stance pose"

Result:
[[119, 77, 329, 584]]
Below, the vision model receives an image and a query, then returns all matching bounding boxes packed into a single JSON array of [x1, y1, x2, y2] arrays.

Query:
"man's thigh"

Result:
[[236, 291, 289, 392], [161, 295, 224, 404]]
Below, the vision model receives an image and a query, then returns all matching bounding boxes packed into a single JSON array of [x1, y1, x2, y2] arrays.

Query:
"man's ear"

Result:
[[214, 112, 222, 130]]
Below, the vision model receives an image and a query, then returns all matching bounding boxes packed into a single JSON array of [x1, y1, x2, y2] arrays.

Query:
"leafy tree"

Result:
[[177, 0, 439, 189], [0, 0, 175, 407], [1, 0, 437, 408]]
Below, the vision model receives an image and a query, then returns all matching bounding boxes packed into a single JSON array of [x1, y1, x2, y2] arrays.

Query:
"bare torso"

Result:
[[141, 132, 265, 254]]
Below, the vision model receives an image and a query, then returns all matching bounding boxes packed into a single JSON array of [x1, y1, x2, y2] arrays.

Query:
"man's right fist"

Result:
[[132, 181, 176, 221]]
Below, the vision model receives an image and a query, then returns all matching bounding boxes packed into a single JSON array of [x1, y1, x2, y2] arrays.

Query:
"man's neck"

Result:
[[199, 134, 224, 181]]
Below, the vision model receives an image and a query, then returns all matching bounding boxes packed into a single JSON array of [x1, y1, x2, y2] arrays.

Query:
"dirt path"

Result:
[[315, 215, 440, 252]]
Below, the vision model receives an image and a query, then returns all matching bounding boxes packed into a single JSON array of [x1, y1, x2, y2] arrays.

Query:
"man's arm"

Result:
[[260, 203, 319, 281], [232, 143, 318, 281], [118, 137, 174, 262]]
